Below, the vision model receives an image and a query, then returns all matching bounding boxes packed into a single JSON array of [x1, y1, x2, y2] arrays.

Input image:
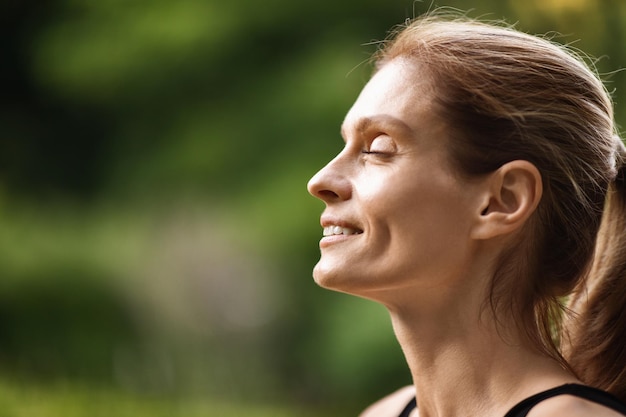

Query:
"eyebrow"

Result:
[[340, 115, 414, 140]]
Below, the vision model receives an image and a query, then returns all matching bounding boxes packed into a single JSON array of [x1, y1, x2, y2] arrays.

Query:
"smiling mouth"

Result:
[[323, 225, 363, 236]]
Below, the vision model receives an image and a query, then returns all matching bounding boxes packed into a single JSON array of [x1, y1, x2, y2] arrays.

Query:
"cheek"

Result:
[[384, 177, 471, 253]]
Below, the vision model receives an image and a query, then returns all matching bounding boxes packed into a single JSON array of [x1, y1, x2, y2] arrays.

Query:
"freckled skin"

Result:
[[307, 59, 484, 302], [307, 59, 624, 417]]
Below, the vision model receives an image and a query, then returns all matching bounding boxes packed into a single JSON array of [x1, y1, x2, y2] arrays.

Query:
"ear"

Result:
[[471, 160, 543, 240]]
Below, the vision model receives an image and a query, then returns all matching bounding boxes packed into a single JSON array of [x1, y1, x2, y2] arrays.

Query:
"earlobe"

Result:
[[471, 160, 543, 240]]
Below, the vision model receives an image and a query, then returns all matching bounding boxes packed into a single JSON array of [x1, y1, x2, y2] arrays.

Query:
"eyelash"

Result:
[[361, 149, 388, 156], [356, 134, 393, 156]]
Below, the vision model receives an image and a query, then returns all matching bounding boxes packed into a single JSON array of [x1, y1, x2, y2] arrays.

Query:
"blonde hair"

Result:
[[375, 13, 626, 400]]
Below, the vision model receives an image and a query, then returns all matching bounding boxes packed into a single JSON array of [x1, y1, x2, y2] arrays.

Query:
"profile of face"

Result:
[[307, 59, 488, 301]]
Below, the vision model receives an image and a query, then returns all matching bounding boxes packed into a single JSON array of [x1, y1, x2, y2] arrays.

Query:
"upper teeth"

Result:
[[323, 225, 361, 236]]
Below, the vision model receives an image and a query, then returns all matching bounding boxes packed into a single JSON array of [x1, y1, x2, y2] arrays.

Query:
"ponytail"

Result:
[[565, 137, 626, 402], [376, 14, 626, 399]]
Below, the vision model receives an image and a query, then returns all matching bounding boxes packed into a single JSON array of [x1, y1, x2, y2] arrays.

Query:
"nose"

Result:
[[307, 154, 352, 203]]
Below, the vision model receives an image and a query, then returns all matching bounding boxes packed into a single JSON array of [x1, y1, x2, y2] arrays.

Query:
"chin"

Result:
[[312, 264, 338, 289], [312, 263, 350, 291], [312, 263, 377, 299]]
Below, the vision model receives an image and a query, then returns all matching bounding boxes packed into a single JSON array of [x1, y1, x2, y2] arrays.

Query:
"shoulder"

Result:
[[359, 385, 416, 417], [528, 395, 626, 417]]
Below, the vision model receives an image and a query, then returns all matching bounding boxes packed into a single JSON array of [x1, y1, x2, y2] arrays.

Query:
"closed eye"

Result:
[[363, 134, 396, 154]]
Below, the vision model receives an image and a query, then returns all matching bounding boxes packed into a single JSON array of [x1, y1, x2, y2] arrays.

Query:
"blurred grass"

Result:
[[0, 378, 342, 417]]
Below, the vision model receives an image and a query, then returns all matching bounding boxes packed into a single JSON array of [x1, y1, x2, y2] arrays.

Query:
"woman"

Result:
[[307, 12, 626, 417]]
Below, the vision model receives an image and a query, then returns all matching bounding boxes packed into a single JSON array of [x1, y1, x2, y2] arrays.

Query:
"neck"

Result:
[[386, 301, 575, 417]]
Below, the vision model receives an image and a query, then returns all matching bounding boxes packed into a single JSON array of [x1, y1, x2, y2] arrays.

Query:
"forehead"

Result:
[[341, 59, 438, 137]]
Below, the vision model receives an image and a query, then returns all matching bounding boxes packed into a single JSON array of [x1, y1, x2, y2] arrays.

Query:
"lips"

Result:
[[323, 225, 363, 236], [320, 215, 364, 239]]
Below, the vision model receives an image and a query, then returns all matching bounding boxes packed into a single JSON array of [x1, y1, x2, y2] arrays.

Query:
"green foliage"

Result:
[[1, 0, 625, 413], [0, 377, 341, 417]]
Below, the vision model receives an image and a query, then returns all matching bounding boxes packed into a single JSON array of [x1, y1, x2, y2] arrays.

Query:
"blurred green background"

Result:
[[1, 0, 625, 415]]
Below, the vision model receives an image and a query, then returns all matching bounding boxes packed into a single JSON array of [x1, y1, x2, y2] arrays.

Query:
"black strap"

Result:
[[398, 396, 416, 417], [398, 384, 626, 417], [504, 384, 626, 417]]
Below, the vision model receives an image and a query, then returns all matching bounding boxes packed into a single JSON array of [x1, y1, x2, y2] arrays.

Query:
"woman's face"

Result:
[[307, 59, 485, 300]]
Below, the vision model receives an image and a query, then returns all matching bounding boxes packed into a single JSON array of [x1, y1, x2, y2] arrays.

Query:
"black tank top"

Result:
[[397, 384, 626, 417]]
